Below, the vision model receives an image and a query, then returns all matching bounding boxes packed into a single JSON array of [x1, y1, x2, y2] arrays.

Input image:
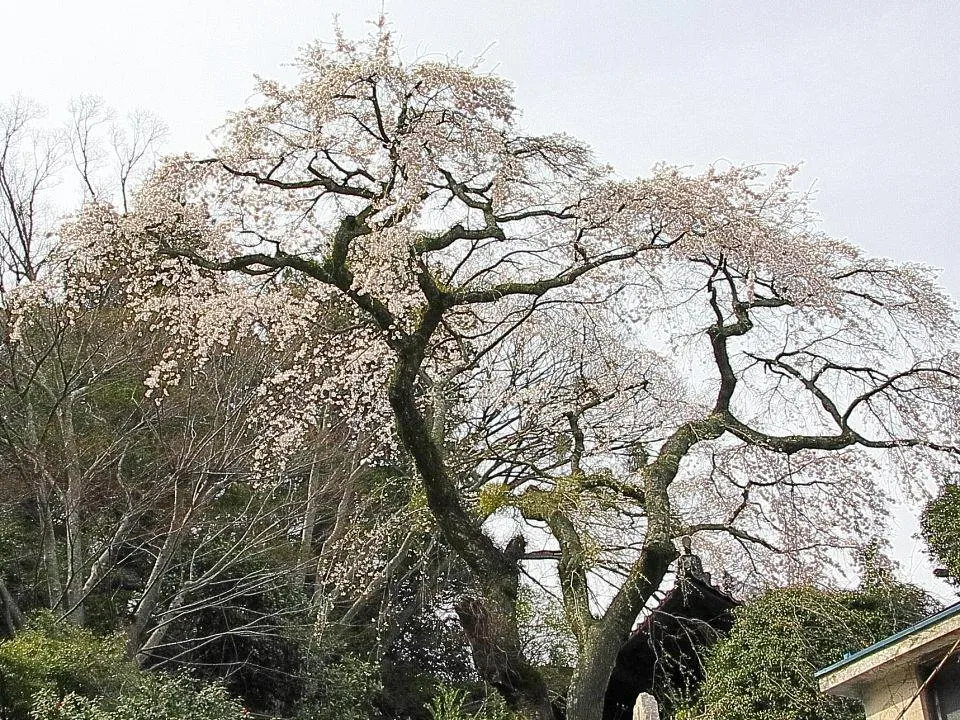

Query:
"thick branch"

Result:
[[454, 249, 641, 305]]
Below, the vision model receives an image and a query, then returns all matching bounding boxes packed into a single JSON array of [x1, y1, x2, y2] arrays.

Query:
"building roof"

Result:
[[816, 600, 960, 697], [603, 552, 739, 720]]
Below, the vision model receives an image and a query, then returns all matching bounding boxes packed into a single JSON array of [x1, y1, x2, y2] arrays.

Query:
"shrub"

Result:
[[296, 654, 381, 720], [922, 483, 960, 581], [0, 613, 246, 720], [0, 613, 135, 718], [29, 674, 246, 720], [686, 575, 930, 720]]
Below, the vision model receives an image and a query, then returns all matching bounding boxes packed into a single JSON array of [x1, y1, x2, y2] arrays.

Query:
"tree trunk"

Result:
[[36, 484, 63, 612], [566, 633, 623, 720], [24, 403, 64, 612], [0, 577, 23, 637], [136, 585, 187, 666], [57, 396, 85, 624], [293, 454, 322, 593], [456, 594, 557, 720], [127, 485, 190, 659], [387, 343, 556, 720], [565, 541, 677, 720], [312, 471, 356, 610]]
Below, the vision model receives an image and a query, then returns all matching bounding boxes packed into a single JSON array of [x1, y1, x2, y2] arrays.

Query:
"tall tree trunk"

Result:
[[293, 454, 322, 593], [388, 344, 556, 720], [312, 471, 356, 610], [36, 483, 63, 612], [566, 634, 623, 720], [57, 396, 85, 625], [564, 542, 676, 720], [128, 483, 190, 659], [24, 404, 63, 611], [136, 586, 188, 666], [456, 592, 557, 720], [565, 463, 681, 720]]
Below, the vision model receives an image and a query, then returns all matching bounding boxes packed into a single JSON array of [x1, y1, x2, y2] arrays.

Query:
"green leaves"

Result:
[[295, 655, 381, 720], [921, 482, 960, 581], [28, 676, 247, 720], [687, 574, 930, 720], [426, 684, 520, 720], [0, 613, 136, 717]]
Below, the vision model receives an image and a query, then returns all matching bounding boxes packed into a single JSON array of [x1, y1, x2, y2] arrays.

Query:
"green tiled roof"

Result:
[[815, 600, 960, 679]]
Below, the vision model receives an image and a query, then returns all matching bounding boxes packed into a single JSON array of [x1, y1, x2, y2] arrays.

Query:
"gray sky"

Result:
[[5, 0, 959, 596]]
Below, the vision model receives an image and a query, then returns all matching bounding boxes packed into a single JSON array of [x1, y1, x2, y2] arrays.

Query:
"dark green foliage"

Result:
[[143, 540, 310, 716], [921, 482, 960, 581], [0, 506, 39, 631], [684, 556, 932, 720], [296, 654, 381, 720], [148, 591, 308, 716]]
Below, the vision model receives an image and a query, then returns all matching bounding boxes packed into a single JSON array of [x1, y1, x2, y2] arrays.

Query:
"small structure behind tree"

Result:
[[603, 546, 738, 720]]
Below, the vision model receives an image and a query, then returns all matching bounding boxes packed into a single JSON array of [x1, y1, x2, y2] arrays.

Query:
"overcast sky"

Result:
[[5, 0, 959, 596]]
